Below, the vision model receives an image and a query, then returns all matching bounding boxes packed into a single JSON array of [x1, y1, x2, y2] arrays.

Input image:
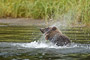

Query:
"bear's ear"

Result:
[[52, 27, 57, 30]]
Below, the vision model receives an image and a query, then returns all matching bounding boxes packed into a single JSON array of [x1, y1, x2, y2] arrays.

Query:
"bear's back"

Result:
[[48, 33, 71, 46]]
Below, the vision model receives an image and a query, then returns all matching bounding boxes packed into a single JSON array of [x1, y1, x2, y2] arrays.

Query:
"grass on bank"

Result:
[[0, 0, 90, 24]]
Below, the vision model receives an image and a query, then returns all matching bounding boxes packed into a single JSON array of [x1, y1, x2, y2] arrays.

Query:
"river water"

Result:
[[0, 26, 90, 60]]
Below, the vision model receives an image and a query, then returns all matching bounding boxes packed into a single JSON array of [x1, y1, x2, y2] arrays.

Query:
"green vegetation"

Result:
[[0, 0, 90, 24]]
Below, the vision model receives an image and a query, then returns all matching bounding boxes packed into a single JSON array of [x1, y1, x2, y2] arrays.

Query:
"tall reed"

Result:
[[0, 0, 89, 24]]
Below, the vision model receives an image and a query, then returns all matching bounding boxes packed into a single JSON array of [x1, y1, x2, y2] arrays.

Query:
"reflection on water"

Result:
[[0, 26, 90, 60]]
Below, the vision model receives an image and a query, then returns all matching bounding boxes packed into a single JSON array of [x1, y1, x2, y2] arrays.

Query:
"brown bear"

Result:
[[40, 26, 71, 46]]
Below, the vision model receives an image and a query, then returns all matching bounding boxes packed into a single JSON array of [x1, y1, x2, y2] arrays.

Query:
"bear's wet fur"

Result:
[[40, 26, 71, 46]]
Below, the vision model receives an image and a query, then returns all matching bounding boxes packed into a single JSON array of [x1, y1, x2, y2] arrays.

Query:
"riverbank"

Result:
[[0, 18, 46, 26], [0, 18, 89, 27]]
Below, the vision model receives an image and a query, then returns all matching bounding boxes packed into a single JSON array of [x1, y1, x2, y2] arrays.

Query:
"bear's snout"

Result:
[[40, 28, 44, 33]]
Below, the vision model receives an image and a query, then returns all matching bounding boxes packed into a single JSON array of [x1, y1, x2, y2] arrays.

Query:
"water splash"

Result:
[[11, 41, 82, 49], [0, 42, 90, 55], [8, 42, 89, 50]]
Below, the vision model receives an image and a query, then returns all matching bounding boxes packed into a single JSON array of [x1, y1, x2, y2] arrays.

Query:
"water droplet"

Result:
[[42, 53, 45, 55], [88, 33, 89, 36], [23, 59, 29, 60], [39, 56, 43, 58]]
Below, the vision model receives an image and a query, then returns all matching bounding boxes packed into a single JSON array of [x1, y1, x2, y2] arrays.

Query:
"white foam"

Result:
[[12, 41, 78, 49]]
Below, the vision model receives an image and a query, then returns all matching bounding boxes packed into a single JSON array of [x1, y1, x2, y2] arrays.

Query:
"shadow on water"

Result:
[[0, 26, 90, 60]]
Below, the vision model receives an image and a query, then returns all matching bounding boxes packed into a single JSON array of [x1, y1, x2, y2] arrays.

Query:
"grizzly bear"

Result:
[[40, 26, 71, 46]]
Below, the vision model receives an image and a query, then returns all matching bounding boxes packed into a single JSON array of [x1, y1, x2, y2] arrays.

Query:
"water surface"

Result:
[[0, 26, 90, 60]]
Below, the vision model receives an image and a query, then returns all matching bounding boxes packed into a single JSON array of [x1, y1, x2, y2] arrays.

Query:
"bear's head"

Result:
[[40, 26, 62, 40], [40, 26, 57, 34]]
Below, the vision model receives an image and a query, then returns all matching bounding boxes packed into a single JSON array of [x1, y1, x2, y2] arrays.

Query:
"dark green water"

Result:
[[0, 26, 90, 60]]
